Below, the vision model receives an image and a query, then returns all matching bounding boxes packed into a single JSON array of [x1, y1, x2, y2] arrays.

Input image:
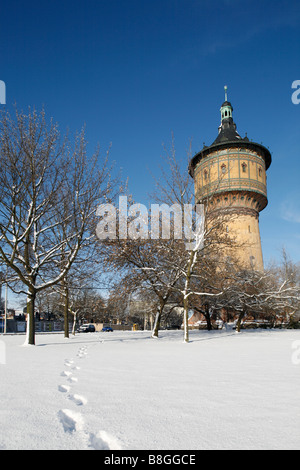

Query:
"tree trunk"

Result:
[[64, 286, 69, 338], [183, 295, 189, 343], [182, 250, 197, 343], [236, 311, 245, 333], [72, 310, 77, 335], [151, 302, 164, 338], [150, 313, 154, 330], [26, 290, 36, 345], [152, 310, 161, 338], [204, 304, 213, 331]]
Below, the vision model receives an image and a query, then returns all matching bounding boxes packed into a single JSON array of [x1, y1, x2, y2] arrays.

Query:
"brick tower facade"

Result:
[[189, 88, 271, 271]]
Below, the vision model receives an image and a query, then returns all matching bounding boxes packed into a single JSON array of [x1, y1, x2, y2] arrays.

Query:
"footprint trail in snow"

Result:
[[57, 342, 123, 450]]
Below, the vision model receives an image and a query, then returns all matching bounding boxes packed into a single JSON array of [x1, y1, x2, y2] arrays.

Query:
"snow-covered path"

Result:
[[0, 329, 299, 450]]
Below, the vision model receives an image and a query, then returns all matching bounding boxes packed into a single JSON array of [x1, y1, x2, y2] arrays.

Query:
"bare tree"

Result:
[[220, 262, 300, 332], [104, 231, 184, 338], [147, 137, 239, 342], [98, 136, 242, 342], [0, 107, 115, 344]]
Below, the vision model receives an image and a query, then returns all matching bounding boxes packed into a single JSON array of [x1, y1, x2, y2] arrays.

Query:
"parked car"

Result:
[[101, 326, 113, 332], [77, 324, 95, 333]]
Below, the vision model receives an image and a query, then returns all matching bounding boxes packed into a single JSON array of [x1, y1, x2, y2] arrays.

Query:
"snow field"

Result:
[[0, 329, 299, 450]]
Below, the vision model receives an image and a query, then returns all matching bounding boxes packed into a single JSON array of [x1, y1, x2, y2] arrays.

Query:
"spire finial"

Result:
[[224, 85, 228, 102]]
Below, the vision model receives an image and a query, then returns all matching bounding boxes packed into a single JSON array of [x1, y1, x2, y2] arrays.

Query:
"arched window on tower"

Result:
[[204, 169, 208, 181], [221, 164, 227, 175], [241, 162, 247, 173]]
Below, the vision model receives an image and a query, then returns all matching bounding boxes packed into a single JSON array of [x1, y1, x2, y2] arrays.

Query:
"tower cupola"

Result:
[[220, 85, 233, 121], [216, 86, 241, 141]]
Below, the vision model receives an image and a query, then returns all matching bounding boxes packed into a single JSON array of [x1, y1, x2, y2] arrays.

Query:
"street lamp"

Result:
[[4, 274, 8, 334], [0, 272, 3, 310]]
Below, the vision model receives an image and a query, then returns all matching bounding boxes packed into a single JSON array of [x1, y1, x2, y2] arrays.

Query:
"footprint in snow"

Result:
[[58, 384, 71, 393], [58, 410, 123, 450], [89, 431, 123, 450], [77, 351, 87, 358], [67, 376, 78, 383], [61, 370, 72, 377], [58, 409, 85, 434], [64, 360, 74, 367], [67, 393, 88, 406]]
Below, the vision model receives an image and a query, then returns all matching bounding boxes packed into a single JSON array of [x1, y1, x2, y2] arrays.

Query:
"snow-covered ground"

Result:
[[0, 329, 299, 450]]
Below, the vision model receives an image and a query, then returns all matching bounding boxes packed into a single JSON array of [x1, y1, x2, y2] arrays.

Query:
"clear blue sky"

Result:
[[1, 0, 300, 276]]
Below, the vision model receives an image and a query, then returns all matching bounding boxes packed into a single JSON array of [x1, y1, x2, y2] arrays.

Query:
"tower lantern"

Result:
[[189, 89, 271, 271], [220, 85, 233, 121]]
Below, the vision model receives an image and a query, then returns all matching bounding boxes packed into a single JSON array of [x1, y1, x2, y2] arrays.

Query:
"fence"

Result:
[[0, 319, 67, 334]]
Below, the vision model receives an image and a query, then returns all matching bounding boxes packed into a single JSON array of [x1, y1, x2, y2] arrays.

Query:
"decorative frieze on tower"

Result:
[[189, 87, 271, 271]]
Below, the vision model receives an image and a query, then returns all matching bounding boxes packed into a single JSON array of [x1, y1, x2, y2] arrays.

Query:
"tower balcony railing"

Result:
[[196, 177, 267, 200]]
